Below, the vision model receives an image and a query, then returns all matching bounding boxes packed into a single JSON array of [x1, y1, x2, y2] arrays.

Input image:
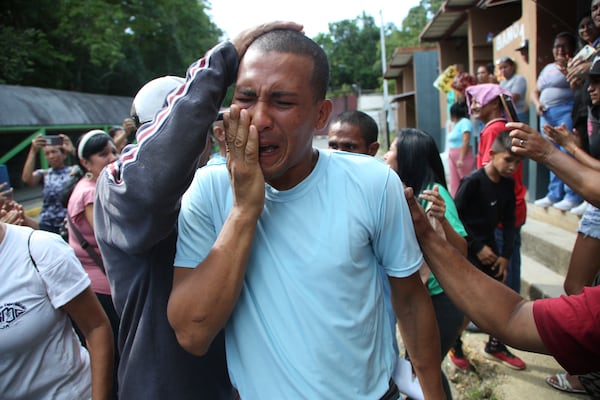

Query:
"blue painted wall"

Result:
[[414, 51, 442, 150]]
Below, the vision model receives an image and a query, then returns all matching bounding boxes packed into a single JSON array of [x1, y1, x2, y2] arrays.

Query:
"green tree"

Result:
[[0, 0, 222, 96], [115, 0, 222, 95], [313, 1, 442, 96], [386, 0, 442, 49], [314, 13, 381, 94]]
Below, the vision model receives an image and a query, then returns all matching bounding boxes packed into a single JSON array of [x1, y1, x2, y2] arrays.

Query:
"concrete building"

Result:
[[416, 0, 592, 199]]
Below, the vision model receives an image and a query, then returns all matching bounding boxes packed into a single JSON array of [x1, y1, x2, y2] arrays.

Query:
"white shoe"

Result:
[[534, 197, 554, 207], [553, 199, 579, 211], [570, 201, 588, 216]]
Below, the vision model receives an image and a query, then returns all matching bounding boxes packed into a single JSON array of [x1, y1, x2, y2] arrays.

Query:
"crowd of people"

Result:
[[1, 10, 600, 400]]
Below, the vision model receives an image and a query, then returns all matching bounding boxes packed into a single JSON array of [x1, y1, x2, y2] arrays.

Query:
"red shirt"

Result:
[[478, 118, 527, 227], [533, 286, 600, 375]]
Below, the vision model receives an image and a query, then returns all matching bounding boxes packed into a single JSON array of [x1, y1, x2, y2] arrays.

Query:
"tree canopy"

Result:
[[1, 0, 442, 97], [0, 0, 222, 95], [314, 0, 442, 95]]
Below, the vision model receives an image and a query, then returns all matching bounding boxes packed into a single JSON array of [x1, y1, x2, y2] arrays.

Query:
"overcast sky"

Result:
[[208, 0, 421, 39]]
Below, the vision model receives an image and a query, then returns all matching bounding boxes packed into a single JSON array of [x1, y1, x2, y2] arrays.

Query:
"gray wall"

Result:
[[414, 51, 442, 150]]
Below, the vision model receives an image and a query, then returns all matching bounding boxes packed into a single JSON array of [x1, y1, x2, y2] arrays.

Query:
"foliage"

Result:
[[1, 0, 442, 97], [0, 0, 222, 95], [314, 0, 442, 95], [315, 13, 381, 94]]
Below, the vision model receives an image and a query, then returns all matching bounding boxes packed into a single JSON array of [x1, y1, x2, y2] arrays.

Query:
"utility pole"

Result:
[[379, 9, 391, 149]]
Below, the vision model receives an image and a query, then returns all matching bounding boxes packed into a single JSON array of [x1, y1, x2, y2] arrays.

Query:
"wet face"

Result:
[[81, 141, 118, 178], [497, 61, 514, 80], [383, 138, 398, 172], [43, 145, 67, 169], [588, 76, 600, 105], [234, 49, 331, 190], [328, 122, 373, 155], [491, 151, 521, 177]]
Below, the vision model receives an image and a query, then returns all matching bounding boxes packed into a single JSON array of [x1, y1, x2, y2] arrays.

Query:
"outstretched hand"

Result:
[[542, 123, 575, 150], [232, 21, 303, 59], [224, 105, 265, 219], [0, 182, 13, 208], [507, 122, 555, 163], [0, 200, 25, 226]]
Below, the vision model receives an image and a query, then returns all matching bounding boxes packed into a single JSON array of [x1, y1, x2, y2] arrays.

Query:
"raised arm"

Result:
[[95, 21, 301, 254], [94, 43, 238, 254], [544, 124, 600, 170], [509, 122, 600, 207], [21, 136, 45, 186], [404, 187, 547, 354]]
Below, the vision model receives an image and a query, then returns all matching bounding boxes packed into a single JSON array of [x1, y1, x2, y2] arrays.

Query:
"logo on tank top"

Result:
[[0, 303, 26, 329]]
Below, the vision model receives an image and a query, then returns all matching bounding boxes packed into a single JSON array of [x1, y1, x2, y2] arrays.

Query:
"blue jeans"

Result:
[[495, 226, 521, 294], [540, 100, 582, 204]]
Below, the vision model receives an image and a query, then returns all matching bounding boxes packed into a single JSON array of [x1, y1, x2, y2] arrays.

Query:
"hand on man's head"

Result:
[[223, 105, 265, 219], [507, 122, 554, 162], [232, 21, 303, 59]]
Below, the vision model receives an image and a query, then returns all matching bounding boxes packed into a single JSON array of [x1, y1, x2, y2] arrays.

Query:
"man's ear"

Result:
[[213, 124, 226, 142], [315, 99, 333, 130], [368, 142, 380, 157]]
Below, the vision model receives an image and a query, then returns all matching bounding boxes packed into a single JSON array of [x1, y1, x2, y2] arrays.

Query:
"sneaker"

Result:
[[570, 201, 588, 216], [534, 196, 554, 207], [484, 343, 526, 370], [448, 348, 471, 371], [553, 199, 579, 211]]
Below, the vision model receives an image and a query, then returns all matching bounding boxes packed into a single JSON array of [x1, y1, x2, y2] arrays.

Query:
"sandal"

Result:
[[546, 373, 587, 394]]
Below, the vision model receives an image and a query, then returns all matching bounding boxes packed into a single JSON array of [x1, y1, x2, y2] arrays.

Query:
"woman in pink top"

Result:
[[67, 129, 119, 397]]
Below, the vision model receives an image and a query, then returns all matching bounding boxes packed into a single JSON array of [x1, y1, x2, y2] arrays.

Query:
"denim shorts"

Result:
[[579, 204, 600, 240]]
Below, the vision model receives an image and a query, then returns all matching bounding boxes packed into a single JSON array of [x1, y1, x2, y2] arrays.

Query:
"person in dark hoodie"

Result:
[[93, 22, 301, 400]]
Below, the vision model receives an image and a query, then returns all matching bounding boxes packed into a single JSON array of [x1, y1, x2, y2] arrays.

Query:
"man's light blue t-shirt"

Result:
[[175, 149, 423, 399]]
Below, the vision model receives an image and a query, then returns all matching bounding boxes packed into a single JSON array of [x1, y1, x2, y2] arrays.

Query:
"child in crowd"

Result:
[[453, 131, 526, 370]]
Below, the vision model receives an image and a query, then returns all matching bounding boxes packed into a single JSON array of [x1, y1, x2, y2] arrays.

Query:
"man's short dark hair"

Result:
[[249, 30, 329, 100], [330, 110, 378, 145]]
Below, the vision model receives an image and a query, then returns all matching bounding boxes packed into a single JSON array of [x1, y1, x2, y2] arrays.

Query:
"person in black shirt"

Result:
[[454, 130, 526, 370]]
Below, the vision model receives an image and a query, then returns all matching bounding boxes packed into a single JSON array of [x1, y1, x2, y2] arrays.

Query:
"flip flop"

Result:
[[546, 373, 587, 394]]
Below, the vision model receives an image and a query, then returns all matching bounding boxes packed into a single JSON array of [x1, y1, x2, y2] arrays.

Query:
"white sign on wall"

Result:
[[495, 21, 525, 52]]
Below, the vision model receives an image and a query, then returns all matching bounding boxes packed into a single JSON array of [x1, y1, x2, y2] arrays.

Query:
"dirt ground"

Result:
[[445, 331, 590, 400]]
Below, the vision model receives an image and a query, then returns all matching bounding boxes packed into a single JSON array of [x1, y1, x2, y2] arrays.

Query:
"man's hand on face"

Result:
[[224, 105, 265, 219]]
